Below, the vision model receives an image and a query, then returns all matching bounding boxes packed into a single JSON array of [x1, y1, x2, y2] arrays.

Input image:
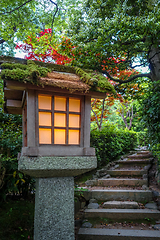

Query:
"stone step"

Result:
[[106, 170, 147, 177], [84, 209, 160, 220], [86, 178, 148, 187], [97, 178, 148, 187], [78, 228, 160, 240], [128, 153, 153, 159], [136, 150, 150, 154], [82, 189, 152, 202], [117, 159, 153, 165], [102, 200, 139, 209]]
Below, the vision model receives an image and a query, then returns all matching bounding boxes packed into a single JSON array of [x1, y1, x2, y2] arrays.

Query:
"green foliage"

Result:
[[0, 108, 23, 200], [65, 0, 160, 83], [151, 144, 160, 173], [90, 123, 137, 167], [0, 158, 36, 202], [0, 40, 15, 56], [0, 109, 35, 200], [0, 77, 4, 109], [0, 109, 22, 156], [0, 0, 71, 54], [0, 199, 34, 240], [136, 131, 149, 147], [0, 156, 35, 201], [140, 80, 160, 146], [74, 187, 88, 202], [140, 80, 160, 172]]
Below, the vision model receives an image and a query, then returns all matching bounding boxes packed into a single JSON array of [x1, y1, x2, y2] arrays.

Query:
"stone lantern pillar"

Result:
[[18, 92, 97, 240], [1, 56, 115, 240]]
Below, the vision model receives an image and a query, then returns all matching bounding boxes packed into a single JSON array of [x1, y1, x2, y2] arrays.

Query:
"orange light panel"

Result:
[[69, 130, 79, 144], [69, 114, 80, 128], [54, 96, 66, 111], [54, 129, 66, 144], [39, 128, 51, 144], [38, 95, 51, 110], [54, 113, 66, 127], [69, 98, 80, 112], [39, 112, 51, 126]]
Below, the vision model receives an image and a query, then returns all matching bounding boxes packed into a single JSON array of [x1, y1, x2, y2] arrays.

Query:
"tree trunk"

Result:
[[120, 104, 134, 130], [148, 46, 160, 81]]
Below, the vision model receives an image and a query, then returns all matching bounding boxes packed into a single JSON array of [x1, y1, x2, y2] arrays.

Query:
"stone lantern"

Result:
[[1, 56, 115, 240]]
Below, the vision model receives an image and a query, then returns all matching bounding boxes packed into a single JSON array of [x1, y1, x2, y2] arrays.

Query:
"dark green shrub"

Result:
[[151, 143, 160, 173], [0, 110, 35, 201], [90, 123, 137, 167], [137, 131, 149, 146], [0, 110, 22, 157], [140, 80, 160, 173], [0, 156, 35, 201], [141, 80, 160, 146], [0, 199, 34, 239]]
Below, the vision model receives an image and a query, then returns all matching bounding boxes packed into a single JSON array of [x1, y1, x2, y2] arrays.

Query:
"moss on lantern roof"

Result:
[[0, 57, 116, 94]]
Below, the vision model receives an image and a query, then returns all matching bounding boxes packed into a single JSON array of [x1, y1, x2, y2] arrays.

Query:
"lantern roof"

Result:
[[0, 56, 116, 93], [0, 56, 116, 114]]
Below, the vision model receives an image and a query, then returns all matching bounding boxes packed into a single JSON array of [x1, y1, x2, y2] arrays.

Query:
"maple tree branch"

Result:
[[128, 106, 134, 130], [119, 37, 146, 46], [0, 39, 5, 44], [120, 112, 129, 129], [49, 0, 59, 31], [1, 0, 32, 15], [130, 62, 148, 69], [91, 106, 100, 130], [99, 98, 105, 130], [102, 70, 151, 85]]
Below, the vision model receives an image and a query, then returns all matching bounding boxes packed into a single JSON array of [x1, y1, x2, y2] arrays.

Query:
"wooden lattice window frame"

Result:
[[38, 94, 82, 145], [23, 100, 27, 147]]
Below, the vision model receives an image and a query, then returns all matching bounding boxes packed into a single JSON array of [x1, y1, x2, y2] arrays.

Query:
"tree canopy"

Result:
[[1, 0, 160, 85], [64, 0, 160, 83], [0, 0, 75, 55]]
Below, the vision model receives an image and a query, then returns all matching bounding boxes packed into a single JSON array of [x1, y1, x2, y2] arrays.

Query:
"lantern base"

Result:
[[34, 177, 74, 240], [18, 156, 97, 177]]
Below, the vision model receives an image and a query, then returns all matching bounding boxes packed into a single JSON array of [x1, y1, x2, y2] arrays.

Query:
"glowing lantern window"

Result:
[[38, 95, 81, 145], [69, 98, 80, 112], [39, 128, 52, 144], [54, 96, 66, 111], [69, 130, 79, 144], [54, 113, 66, 127], [54, 129, 66, 144], [69, 114, 80, 128], [39, 112, 52, 126], [38, 95, 51, 110]]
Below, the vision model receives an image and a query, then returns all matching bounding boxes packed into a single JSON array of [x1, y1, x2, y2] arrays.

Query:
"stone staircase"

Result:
[[77, 150, 160, 240]]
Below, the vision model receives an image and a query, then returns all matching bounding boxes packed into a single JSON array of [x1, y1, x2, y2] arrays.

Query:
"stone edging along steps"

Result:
[[76, 149, 160, 240], [78, 228, 160, 240]]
